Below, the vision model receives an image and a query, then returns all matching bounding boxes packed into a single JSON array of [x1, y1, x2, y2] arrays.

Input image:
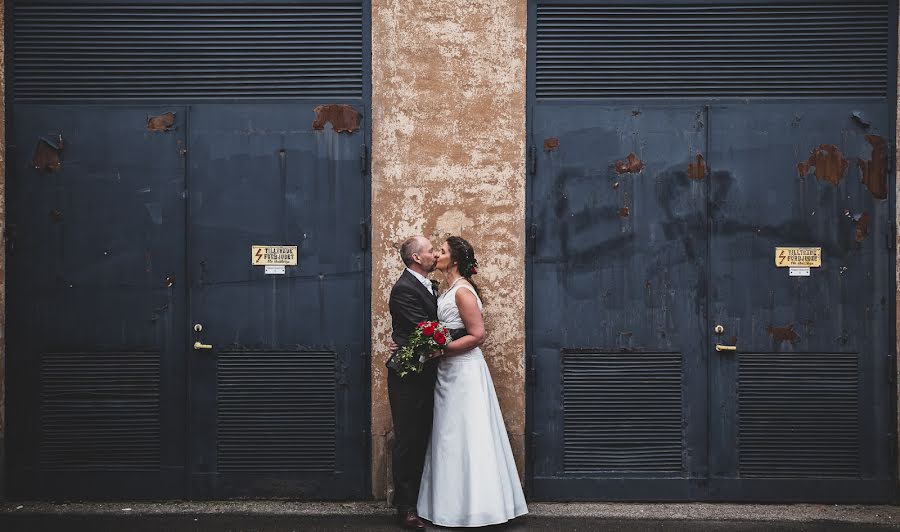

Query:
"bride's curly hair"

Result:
[[446, 236, 483, 301]]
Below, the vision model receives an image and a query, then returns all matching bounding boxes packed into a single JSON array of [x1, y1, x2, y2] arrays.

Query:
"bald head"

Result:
[[399, 235, 428, 267], [399, 235, 437, 273]]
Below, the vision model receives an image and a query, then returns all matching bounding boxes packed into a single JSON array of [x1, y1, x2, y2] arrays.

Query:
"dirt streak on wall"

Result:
[[370, 0, 527, 498]]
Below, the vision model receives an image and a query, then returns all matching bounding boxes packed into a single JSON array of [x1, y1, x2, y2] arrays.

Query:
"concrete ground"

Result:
[[1, 502, 900, 531]]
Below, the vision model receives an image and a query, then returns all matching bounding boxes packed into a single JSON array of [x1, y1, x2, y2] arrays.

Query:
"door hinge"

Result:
[[888, 431, 897, 463], [3, 224, 14, 253], [528, 224, 538, 255], [887, 221, 896, 250], [359, 219, 369, 251], [527, 354, 536, 387], [360, 144, 369, 175], [528, 145, 536, 176], [528, 431, 538, 466], [888, 138, 896, 175]]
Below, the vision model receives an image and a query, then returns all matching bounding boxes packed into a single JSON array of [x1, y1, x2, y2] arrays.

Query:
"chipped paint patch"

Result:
[[796, 144, 848, 185], [615, 153, 644, 174], [312, 104, 360, 133], [768, 324, 800, 343], [859, 134, 888, 200], [146, 112, 176, 132], [855, 212, 872, 242], [543, 137, 559, 151], [33, 135, 63, 172], [688, 154, 706, 180]]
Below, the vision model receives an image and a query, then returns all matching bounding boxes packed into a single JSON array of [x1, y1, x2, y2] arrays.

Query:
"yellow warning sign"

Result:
[[252, 245, 297, 266], [775, 247, 821, 268]]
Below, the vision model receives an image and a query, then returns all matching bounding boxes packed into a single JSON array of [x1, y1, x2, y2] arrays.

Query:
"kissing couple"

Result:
[[386, 235, 528, 529]]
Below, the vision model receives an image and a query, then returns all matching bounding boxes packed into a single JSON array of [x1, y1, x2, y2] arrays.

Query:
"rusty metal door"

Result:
[[527, 0, 897, 502], [5, 0, 371, 500], [186, 103, 369, 499], [706, 103, 896, 499]]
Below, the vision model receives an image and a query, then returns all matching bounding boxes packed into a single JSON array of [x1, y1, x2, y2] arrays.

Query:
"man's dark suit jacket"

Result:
[[387, 269, 438, 367]]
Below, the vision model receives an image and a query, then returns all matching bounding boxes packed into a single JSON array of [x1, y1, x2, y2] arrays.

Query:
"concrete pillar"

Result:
[[369, 0, 527, 499]]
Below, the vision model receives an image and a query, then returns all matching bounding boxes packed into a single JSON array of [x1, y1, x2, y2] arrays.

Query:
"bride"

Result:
[[416, 236, 528, 527]]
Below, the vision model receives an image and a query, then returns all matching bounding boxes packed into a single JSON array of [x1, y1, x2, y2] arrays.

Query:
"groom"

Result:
[[386, 235, 439, 530]]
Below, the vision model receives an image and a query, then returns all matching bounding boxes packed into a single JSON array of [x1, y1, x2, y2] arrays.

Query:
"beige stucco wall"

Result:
[[369, 0, 527, 499]]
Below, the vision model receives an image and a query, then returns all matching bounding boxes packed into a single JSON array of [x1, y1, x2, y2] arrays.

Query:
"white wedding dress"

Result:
[[417, 282, 528, 527]]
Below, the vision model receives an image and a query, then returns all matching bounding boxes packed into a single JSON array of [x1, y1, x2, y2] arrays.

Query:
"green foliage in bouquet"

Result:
[[394, 320, 450, 377]]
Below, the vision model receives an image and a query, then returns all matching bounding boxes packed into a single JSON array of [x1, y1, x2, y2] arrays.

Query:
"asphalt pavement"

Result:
[[2, 514, 900, 532]]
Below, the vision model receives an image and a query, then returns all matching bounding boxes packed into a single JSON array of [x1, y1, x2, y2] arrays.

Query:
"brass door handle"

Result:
[[193, 341, 213, 350], [715, 344, 737, 352]]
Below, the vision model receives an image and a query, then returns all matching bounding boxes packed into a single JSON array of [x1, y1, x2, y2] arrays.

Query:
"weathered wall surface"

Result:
[[370, 0, 527, 498]]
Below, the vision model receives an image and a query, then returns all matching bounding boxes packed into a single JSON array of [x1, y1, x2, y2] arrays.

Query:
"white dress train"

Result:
[[417, 283, 528, 527]]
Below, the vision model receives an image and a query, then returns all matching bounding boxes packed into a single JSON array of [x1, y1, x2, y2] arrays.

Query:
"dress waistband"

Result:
[[446, 327, 468, 340]]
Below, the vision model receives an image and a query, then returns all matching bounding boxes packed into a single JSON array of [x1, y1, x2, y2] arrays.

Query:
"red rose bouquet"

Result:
[[394, 320, 450, 377]]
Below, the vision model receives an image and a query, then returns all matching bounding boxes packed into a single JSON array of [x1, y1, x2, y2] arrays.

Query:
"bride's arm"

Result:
[[440, 288, 485, 357]]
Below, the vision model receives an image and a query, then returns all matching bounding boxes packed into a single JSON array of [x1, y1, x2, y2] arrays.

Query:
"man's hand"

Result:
[[389, 340, 398, 353]]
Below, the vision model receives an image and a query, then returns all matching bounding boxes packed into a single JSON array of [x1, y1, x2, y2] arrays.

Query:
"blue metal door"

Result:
[[5, 0, 370, 499], [6, 105, 189, 499], [186, 104, 369, 498], [528, 0, 897, 502]]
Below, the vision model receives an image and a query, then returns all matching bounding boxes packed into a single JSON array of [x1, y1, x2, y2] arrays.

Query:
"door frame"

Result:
[[524, 0, 899, 502], [2, 0, 374, 500]]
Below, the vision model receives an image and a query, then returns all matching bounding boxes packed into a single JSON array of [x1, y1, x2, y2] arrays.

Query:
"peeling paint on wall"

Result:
[[615, 153, 644, 174], [796, 144, 848, 185], [859, 134, 888, 200], [856, 212, 872, 242], [33, 135, 63, 172], [313, 104, 361, 133], [688, 154, 706, 180], [370, 0, 527, 499], [768, 324, 800, 343], [146, 112, 176, 132]]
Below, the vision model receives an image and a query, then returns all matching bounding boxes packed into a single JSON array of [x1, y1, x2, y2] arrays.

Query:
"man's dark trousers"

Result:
[[387, 269, 439, 513]]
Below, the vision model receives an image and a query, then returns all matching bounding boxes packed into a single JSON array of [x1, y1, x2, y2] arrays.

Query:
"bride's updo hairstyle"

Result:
[[446, 236, 483, 301]]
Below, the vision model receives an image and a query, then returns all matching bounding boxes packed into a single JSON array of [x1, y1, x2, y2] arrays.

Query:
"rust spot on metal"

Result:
[[33, 135, 64, 172], [858, 134, 888, 200], [543, 137, 559, 151], [618, 207, 629, 218], [796, 144, 848, 185], [50, 209, 63, 222], [768, 324, 799, 343], [855, 212, 872, 242], [688, 154, 706, 180], [147, 112, 176, 132], [312, 104, 360, 133], [615, 153, 644, 174]]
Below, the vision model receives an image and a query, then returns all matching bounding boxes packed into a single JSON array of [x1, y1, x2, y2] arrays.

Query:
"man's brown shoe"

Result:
[[398, 510, 426, 530]]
